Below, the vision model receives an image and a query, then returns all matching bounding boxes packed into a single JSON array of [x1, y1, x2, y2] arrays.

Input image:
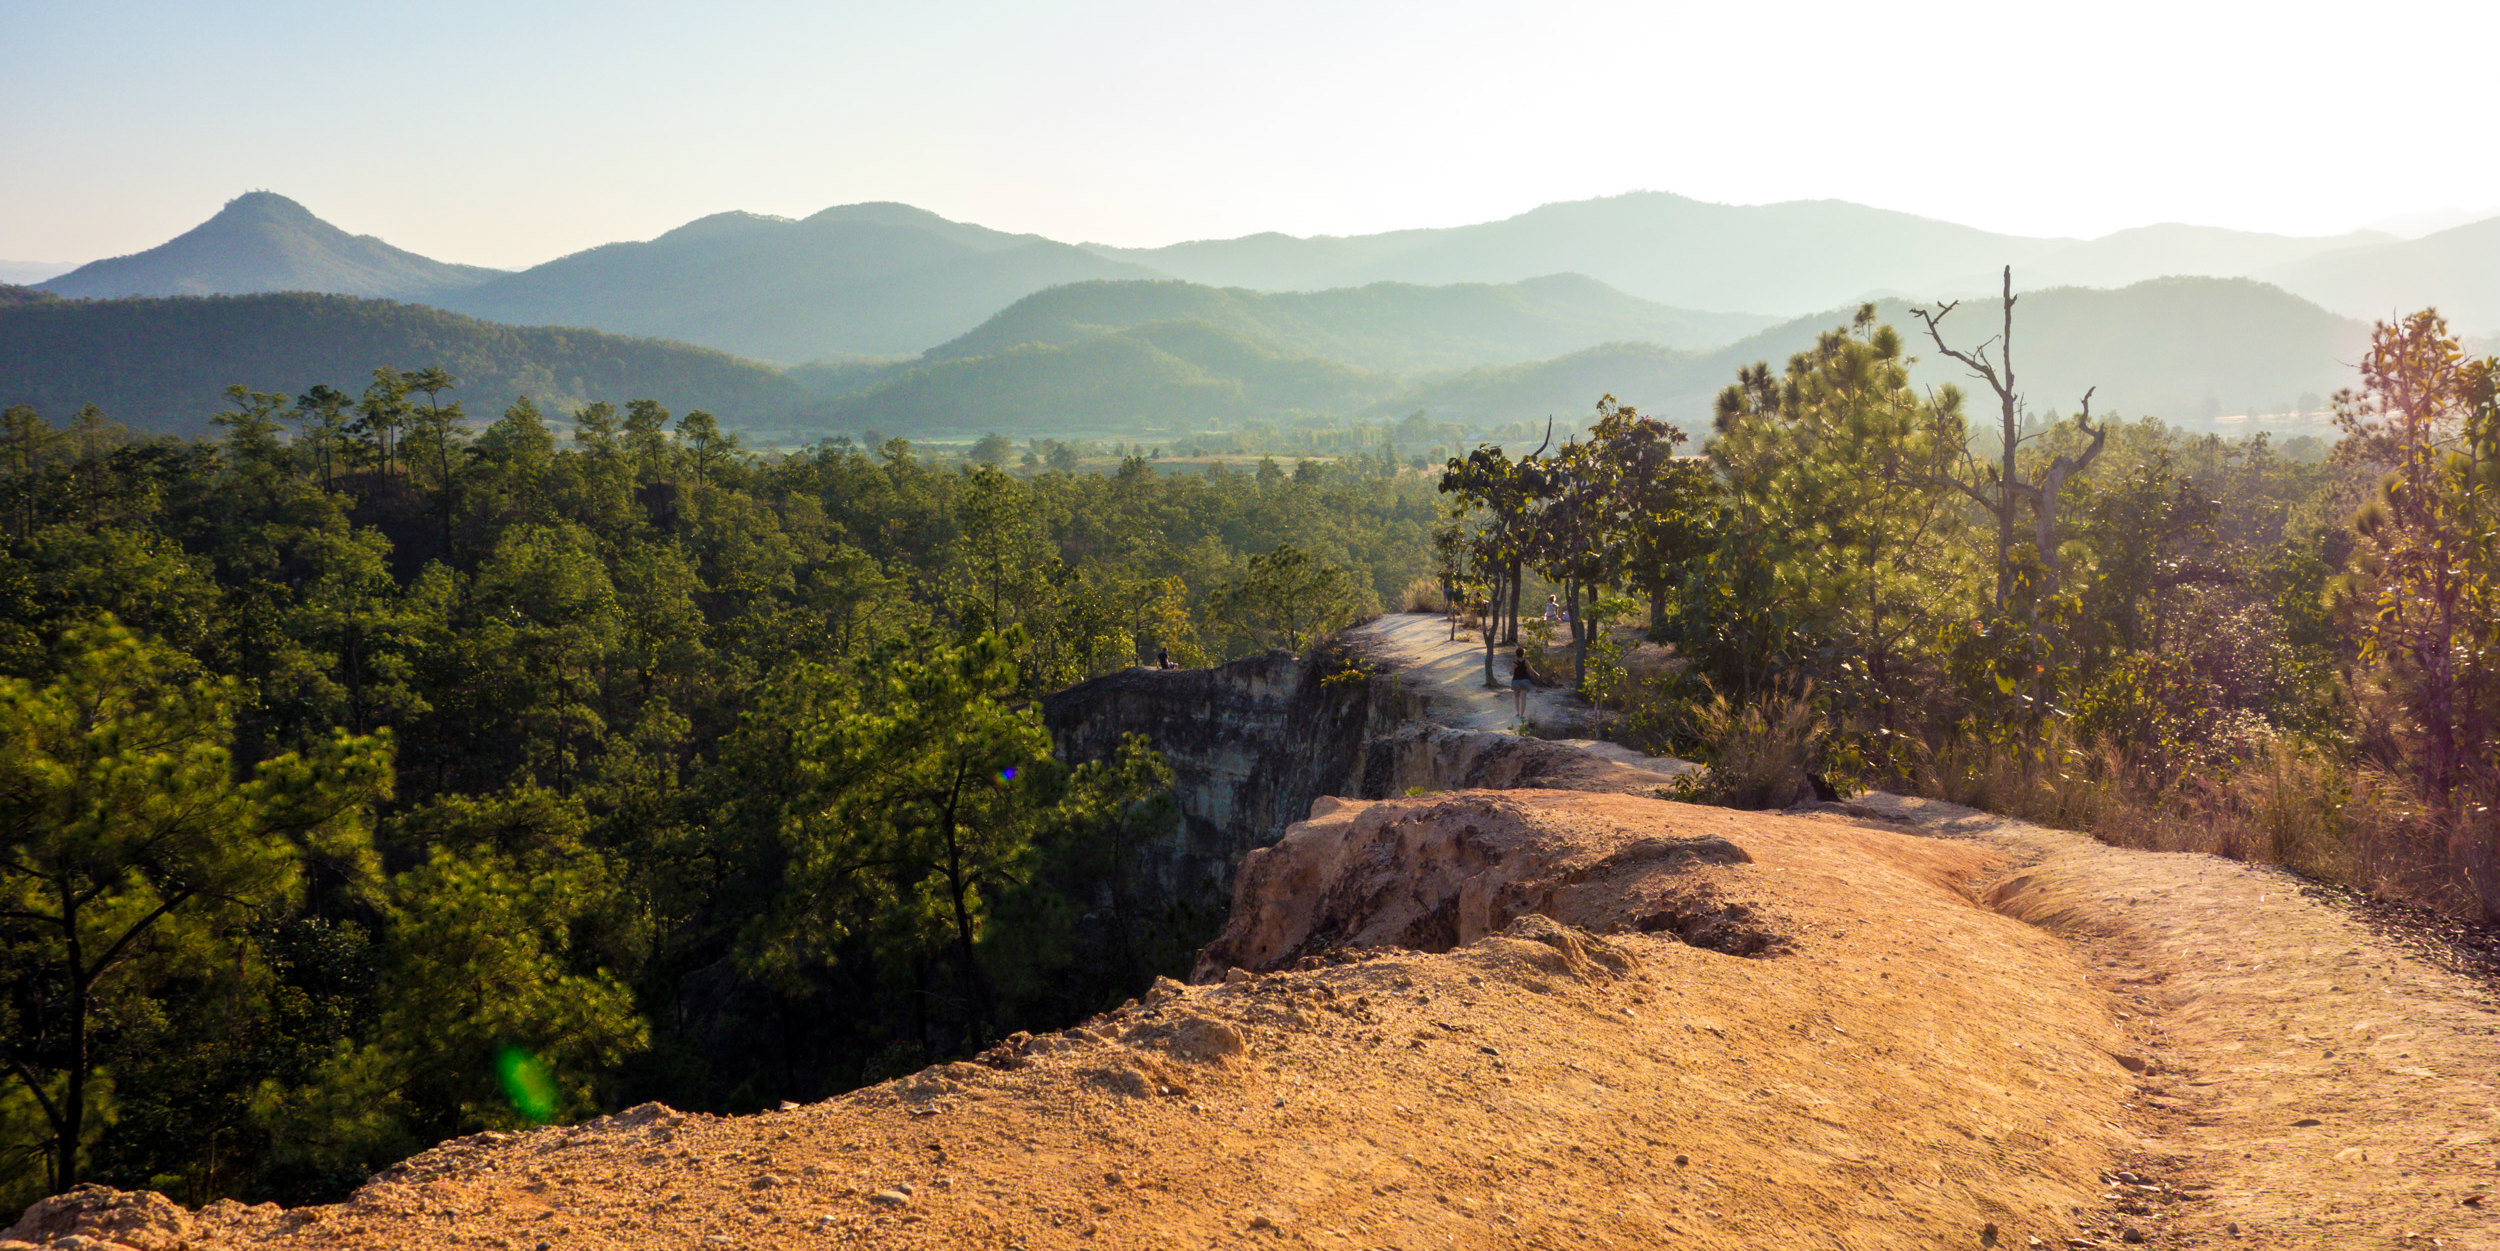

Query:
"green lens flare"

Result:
[[495, 1045, 560, 1124]]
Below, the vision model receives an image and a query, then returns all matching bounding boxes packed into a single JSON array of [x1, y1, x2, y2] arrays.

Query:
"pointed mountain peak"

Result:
[[214, 190, 322, 222], [38, 191, 497, 302]]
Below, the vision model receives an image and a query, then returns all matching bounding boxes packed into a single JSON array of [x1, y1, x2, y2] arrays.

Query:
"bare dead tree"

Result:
[[1911, 266, 2106, 623]]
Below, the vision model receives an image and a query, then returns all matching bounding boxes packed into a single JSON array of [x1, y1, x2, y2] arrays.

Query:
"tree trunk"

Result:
[[60, 898, 85, 1191], [1569, 579, 1587, 693], [937, 763, 991, 1042]]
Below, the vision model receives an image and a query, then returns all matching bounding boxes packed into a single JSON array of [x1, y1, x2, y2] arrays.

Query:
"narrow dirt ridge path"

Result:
[[1359, 612, 2500, 1247]]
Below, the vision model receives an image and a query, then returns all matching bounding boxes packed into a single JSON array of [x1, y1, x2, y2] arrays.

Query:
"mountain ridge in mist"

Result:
[[38, 192, 504, 302]]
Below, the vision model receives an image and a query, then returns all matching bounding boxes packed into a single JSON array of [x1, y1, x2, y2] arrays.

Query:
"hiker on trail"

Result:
[[1512, 646, 1536, 718]]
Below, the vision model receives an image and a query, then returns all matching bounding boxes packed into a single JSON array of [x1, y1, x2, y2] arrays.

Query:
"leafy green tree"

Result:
[[768, 633, 1055, 1044], [1219, 543, 1367, 653], [1707, 309, 1968, 719], [0, 620, 390, 1193], [2331, 311, 2498, 802]]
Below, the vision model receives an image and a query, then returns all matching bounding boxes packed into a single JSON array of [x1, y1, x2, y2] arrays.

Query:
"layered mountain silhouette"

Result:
[[0, 292, 809, 433], [441, 204, 1160, 363], [38, 192, 503, 301], [12, 189, 2476, 440], [1088, 191, 2419, 322], [1391, 278, 2368, 433], [812, 276, 2368, 439], [2264, 217, 2500, 337]]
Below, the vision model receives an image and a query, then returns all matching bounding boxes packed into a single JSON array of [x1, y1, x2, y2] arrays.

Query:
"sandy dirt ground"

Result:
[[1853, 794, 2500, 1247], [61, 791, 2150, 1251]]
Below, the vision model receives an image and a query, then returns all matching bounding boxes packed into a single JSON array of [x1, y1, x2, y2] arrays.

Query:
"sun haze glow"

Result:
[[5, 0, 2497, 269]]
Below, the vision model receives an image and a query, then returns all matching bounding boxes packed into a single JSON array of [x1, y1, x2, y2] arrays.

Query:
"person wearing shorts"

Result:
[[1511, 647, 1534, 717]]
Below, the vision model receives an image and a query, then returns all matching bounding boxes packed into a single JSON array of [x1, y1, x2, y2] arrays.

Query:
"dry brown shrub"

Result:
[[1402, 577, 1446, 613]]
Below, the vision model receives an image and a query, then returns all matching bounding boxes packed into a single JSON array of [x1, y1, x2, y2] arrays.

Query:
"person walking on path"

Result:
[[1511, 646, 1537, 719]]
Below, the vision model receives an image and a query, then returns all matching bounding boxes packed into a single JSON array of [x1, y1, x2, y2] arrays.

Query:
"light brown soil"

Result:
[[34, 790, 2155, 1251], [1857, 793, 2500, 1247]]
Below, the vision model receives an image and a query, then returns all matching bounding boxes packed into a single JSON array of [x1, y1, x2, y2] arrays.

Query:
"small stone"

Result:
[[896, 1183, 915, 1196], [1674, 1154, 1690, 1167], [2291, 1118, 2322, 1127], [1225, 967, 1254, 984], [1248, 1214, 1276, 1229], [1981, 1221, 1999, 1245], [2121, 1226, 2147, 1244], [536, 1242, 553, 1251], [868, 1189, 912, 1208], [778, 1100, 800, 1111], [2226, 1222, 2240, 1235], [751, 1174, 782, 1189]]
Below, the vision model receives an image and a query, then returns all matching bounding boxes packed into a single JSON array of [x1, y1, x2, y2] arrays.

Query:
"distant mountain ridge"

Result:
[[2262, 216, 2500, 338], [440, 203, 1161, 363], [38, 192, 503, 301], [1087, 191, 2421, 322], [33, 188, 2500, 366]]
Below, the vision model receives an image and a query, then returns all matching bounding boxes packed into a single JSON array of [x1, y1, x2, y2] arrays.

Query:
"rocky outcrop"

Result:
[[1189, 789, 1775, 980], [1, 1185, 198, 1251], [1041, 634, 1685, 911]]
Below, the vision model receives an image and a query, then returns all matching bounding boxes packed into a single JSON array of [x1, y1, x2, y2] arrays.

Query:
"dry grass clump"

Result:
[[1668, 685, 1827, 809], [1402, 577, 1446, 613], [1913, 729, 2496, 916]]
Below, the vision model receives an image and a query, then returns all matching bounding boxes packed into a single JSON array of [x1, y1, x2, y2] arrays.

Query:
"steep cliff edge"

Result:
[[1040, 619, 1685, 912]]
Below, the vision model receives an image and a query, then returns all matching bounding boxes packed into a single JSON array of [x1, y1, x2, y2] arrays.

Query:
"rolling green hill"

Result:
[[818, 318, 1399, 437], [39, 192, 503, 302], [920, 274, 1775, 373], [0, 292, 810, 433]]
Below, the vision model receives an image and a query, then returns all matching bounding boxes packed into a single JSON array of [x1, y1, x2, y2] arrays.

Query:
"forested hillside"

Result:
[[0, 381, 1431, 1206], [0, 293, 812, 433], [917, 274, 1774, 374], [814, 319, 1402, 437]]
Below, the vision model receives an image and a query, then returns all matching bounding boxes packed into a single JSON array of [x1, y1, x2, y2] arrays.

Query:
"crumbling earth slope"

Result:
[[18, 789, 2154, 1251]]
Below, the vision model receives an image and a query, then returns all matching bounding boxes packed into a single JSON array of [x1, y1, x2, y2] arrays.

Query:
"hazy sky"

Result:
[[6, 0, 2498, 269]]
